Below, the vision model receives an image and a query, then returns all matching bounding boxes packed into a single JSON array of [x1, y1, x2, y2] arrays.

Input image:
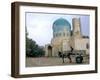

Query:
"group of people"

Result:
[[58, 46, 83, 63]]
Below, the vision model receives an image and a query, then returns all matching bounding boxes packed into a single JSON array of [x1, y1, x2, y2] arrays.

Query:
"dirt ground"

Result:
[[26, 56, 89, 67]]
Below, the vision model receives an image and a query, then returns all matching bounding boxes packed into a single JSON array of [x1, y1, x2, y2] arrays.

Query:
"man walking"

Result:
[[67, 46, 74, 63]]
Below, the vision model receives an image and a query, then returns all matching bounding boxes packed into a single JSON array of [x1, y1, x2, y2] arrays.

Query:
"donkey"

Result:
[[58, 47, 74, 63], [58, 51, 73, 63]]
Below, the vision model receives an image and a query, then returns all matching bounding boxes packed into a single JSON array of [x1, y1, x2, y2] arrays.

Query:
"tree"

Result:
[[26, 27, 45, 57]]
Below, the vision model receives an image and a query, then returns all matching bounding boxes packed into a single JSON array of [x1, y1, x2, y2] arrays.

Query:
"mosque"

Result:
[[45, 18, 89, 57]]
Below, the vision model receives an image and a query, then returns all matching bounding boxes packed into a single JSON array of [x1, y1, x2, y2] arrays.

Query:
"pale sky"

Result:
[[26, 12, 89, 46]]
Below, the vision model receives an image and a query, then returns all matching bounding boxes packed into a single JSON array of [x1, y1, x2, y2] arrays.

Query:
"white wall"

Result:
[[0, 0, 100, 80], [75, 38, 89, 50]]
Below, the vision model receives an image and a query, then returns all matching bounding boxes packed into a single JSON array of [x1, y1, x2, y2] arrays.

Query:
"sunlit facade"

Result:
[[45, 18, 89, 57]]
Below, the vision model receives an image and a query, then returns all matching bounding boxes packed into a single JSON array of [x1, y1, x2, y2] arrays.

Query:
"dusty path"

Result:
[[26, 56, 89, 67]]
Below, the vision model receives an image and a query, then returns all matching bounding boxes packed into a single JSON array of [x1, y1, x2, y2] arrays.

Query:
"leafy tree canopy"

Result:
[[26, 28, 45, 57]]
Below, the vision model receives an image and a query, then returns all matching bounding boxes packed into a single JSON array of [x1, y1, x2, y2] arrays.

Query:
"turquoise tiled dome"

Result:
[[53, 18, 71, 32]]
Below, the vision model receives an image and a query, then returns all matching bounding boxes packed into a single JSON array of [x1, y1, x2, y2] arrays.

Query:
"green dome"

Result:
[[53, 18, 71, 32]]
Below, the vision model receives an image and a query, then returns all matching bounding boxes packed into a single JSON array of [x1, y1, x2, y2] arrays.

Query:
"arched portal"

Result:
[[48, 45, 52, 57]]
